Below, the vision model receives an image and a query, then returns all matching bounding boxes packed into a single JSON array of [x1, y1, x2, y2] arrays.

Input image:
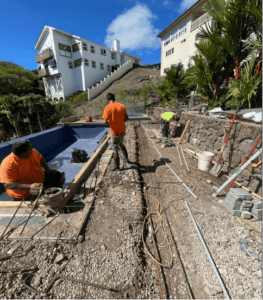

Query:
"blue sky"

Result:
[[0, 0, 197, 71]]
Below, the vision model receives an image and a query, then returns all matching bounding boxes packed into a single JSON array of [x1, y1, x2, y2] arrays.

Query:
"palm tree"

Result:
[[226, 51, 262, 108], [165, 64, 187, 100], [195, 39, 228, 94], [200, 0, 252, 79], [245, 0, 262, 74]]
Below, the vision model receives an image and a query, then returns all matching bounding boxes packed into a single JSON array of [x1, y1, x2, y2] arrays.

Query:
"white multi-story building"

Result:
[[157, 0, 216, 76], [35, 26, 142, 100]]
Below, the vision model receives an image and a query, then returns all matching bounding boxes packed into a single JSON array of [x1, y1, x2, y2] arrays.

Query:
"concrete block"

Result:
[[229, 209, 241, 216], [241, 201, 253, 207], [226, 192, 245, 203], [251, 213, 262, 221], [241, 206, 251, 212], [229, 188, 252, 200], [241, 211, 252, 219], [252, 199, 262, 209], [251, 208, 262, 216], [228, 204, 241, 210], [228, 198, 243, 206]]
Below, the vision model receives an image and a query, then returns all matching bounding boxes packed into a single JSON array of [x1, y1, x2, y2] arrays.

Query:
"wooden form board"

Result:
[[0, 149, 113, 241]]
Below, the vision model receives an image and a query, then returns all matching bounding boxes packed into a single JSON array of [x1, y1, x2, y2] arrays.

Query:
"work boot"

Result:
[[121, 147, 129, 163], [110, 156, 120, 171]]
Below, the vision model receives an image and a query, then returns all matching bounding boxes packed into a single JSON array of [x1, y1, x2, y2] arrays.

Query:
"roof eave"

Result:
[[157, 0, 206, 38], [35, 25, 48, 49]]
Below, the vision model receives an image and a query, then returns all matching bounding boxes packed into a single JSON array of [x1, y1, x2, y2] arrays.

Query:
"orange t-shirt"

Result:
[[0, 149, 45, 199], [103, 102, 127, 135]]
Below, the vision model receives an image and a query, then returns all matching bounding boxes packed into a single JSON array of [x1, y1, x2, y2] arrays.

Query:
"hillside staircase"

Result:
[[87, 61, 140, 101]]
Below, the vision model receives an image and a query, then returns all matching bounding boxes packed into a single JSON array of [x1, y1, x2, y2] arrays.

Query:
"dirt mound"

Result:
[[71, 68, 162, 118]]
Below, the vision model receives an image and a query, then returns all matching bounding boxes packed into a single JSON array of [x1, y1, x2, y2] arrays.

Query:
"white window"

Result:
[[171, 27, 178, 42], [107, 65, 111, 72], [135, 60, 139, 64], [74, 59, 82, 68], [83, 42, 88, 51], [164, 67, 169, 73], [91, 45, 95, 53], [166, 48, 174, 56], [59, 43, 72, 58], [101, 49, 106, 56], [92, 61, 96, 68], [84, 58, 89, 66], [68, 61, 73, 69], [111, 53, 115, 60], [100, 63, 104, 70], [180, 39, 186, 44], [164, 34, 170, 46], [179, 21, 187, 37]]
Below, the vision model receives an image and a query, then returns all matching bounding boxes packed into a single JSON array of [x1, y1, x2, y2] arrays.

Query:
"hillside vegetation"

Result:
[[0, 64, 161, 141]]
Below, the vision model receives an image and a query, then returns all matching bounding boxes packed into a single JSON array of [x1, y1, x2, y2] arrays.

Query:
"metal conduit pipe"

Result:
[[141, 125, 198, 199], [185, 201, 231, 299]]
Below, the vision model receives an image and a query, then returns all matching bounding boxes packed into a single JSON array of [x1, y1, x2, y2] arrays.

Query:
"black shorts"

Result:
[[43, 170, 63, 189]]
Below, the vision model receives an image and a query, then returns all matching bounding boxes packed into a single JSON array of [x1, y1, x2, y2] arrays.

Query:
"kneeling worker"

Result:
[[103, 93, 129, 171], [0, 140, 65, 201], [159, 111, 176, 138]]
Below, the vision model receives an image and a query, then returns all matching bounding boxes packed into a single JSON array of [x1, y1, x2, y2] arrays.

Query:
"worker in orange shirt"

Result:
[[103, 93, 129, 171], [0, 140, 65, 201]]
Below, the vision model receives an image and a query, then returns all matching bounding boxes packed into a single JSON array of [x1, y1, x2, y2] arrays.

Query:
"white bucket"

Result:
[[198, 151, 215, 171]]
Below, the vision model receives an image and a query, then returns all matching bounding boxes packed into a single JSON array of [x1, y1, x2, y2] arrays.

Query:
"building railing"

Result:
[[35, 48, 53, 63], [38, 68, 49, 78], [190, 12, 212, 32]]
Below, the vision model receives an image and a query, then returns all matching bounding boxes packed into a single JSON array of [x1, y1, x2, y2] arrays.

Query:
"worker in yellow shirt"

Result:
[[159, 111, 176, 138]]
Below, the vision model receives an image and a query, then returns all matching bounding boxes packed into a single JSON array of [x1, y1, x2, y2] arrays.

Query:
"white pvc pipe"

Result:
[[142, 125, 198, 199], [185, 201, 231, 299], [213, 148, 262, 196]]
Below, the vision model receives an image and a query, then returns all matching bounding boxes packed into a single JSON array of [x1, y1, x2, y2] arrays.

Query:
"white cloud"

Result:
[[163, 0, 171, 6], [177, 0, 198, 13], [104, 4, 160, 51]]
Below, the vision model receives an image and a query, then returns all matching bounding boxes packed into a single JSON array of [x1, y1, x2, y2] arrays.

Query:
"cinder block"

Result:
[[241, 211, 252, 219], [252, 199, 262, 209], [241, 206, 251, 212], [229, 188, 252, 200], [227, 193, 246, 204], [242, 201, 253, 208], [251, 208, 262, 216], [228, 204, 241, 210], [252, 213, 262, 221], [229, 209, 241, 216], [228, 198, 242, 206]]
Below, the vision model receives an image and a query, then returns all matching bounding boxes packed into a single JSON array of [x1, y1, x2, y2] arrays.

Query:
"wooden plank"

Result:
[[62, 134, 110, 205], [0, 202, 46, 209], [177, 146, 183, 166], [178, 120, 191, 144], [181, 146, 190, 172]]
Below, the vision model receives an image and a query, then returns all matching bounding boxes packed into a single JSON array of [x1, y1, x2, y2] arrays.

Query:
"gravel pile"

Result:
[[0, 125, 161, 299]]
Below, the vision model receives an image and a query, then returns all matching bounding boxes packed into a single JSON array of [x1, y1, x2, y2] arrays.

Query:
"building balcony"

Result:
[[35, 49, 53, 63], [190, 12, 212, 32], [38, 68, 49, 78]]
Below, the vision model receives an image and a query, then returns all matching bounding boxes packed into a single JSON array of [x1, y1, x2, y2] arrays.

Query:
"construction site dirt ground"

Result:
[[0, 123, 262, 299]]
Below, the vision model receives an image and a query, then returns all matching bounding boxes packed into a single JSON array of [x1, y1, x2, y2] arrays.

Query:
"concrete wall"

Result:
[[88, 60, 134, 101], [160, 11, 213, 75], [154, 108, 262, 195]]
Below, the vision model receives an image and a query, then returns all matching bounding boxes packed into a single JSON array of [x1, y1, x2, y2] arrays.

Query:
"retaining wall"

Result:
[[87, 60, 134, 101], [154, 107, 262, 195]]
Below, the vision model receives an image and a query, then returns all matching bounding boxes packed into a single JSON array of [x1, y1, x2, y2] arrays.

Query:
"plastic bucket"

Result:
[[198, 151, 215, 171]]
